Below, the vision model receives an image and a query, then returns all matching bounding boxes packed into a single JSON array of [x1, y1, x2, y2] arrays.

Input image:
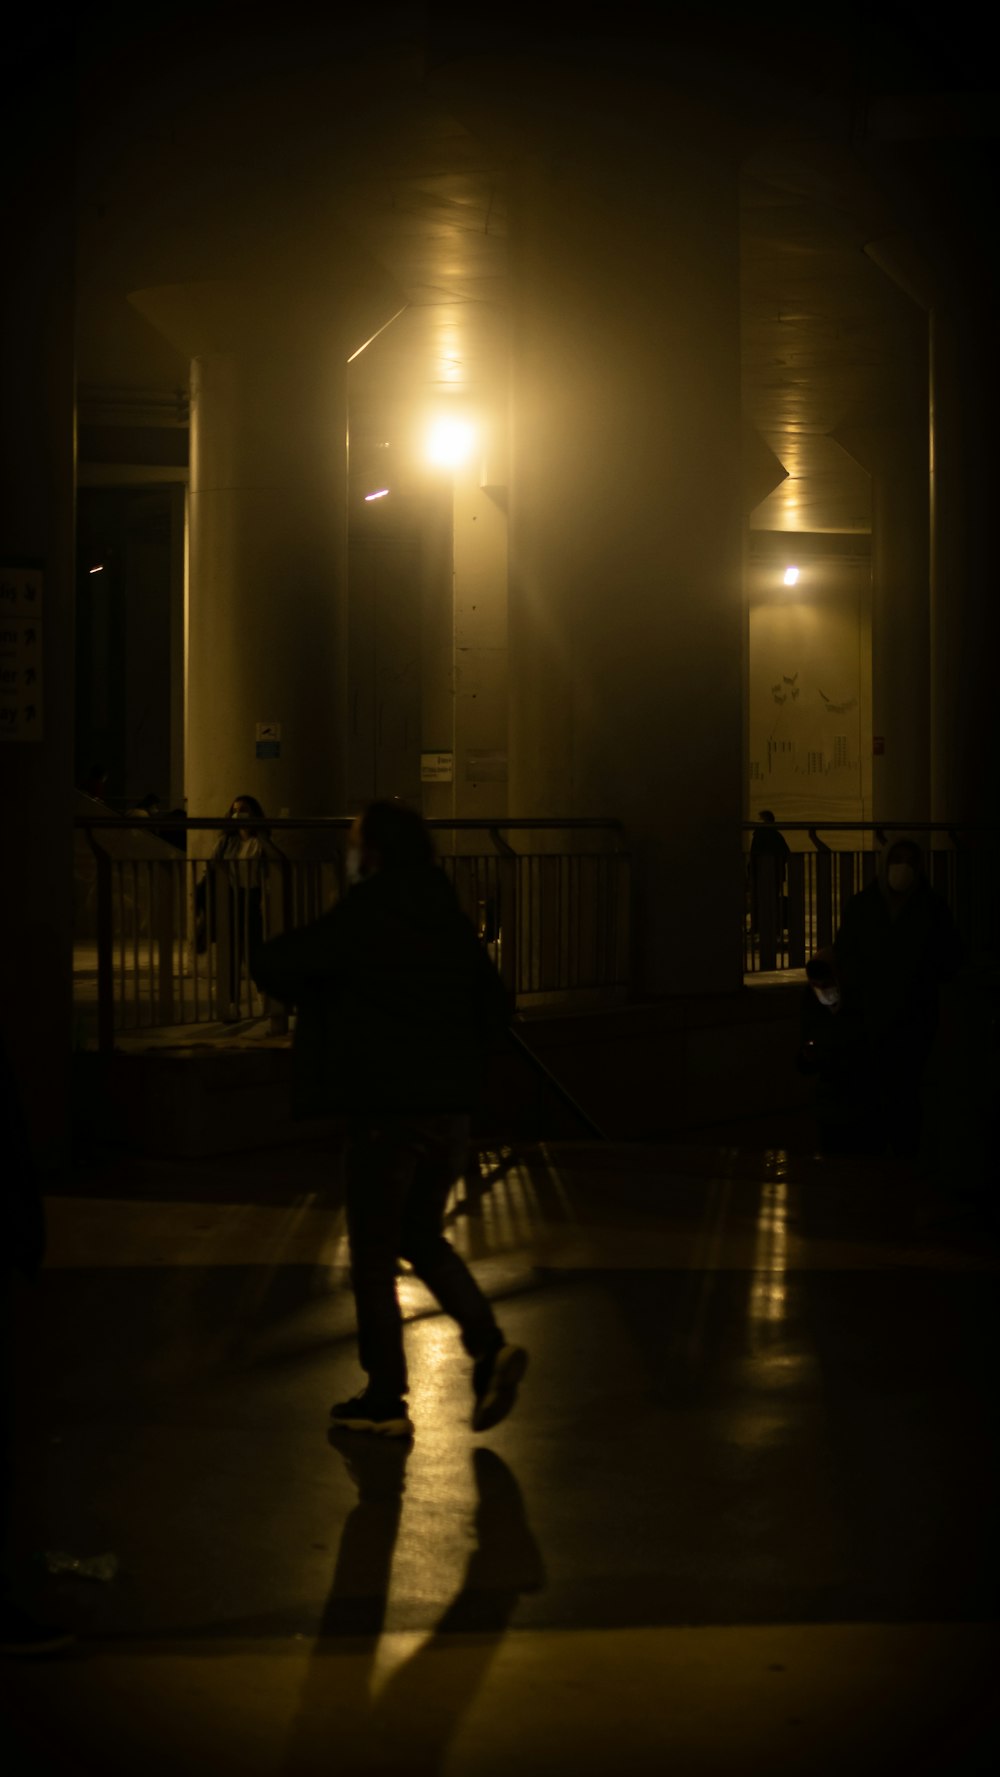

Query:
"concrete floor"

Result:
[[3, 1138, 998, 1775]]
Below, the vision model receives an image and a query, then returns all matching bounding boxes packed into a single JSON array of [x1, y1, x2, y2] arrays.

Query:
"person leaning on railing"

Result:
[[196, 794, 277, 1022], [748, 809, 790, 935]]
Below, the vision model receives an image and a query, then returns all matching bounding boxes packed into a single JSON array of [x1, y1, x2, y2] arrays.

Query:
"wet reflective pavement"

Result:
[[3, 1141, 998, 1775]]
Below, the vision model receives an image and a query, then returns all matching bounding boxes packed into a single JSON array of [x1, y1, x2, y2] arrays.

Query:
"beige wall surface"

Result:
[[747, 542, 872, 830]]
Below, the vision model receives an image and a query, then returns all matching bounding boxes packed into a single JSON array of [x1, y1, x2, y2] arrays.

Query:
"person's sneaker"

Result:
[[329, 1389, 413, 1438], [472, 1343, 528, 1433], [0, 1601, 76, 1658]]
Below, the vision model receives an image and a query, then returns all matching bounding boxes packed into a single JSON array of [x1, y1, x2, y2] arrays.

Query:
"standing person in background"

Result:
[[197, 795, 274, 1021], [749, 809, 790, 937], [834, 836, 963, 1162], [251, 800, 526, 1439]]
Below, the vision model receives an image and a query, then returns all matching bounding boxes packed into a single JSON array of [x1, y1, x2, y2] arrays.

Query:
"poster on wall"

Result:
[[0, 566, 44, 742], [256, 720, 281, 760], [421, 751, 453, 782]]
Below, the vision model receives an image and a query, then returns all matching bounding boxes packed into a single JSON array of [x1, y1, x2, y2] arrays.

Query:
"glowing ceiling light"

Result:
[[426, 417, 475, 468], [364, 488, 390, 502], [783, 566, 800, 586], [89, 564, 104, 574]]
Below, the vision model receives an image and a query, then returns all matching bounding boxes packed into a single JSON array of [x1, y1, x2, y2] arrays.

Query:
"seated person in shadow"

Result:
[[796, 949, 873, 1156], [834, 836, 962, 1162]]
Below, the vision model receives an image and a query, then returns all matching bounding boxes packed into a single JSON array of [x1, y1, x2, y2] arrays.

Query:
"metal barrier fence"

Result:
[[73, 816, 630, 1050], [743, 822, 998, 972]]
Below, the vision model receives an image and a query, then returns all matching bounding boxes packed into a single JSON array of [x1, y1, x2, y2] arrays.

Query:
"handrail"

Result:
[[76, 812, 990, 835], [74, 814, 625, 833], [73, 817, 632, 1047], [507, 1023, 608, 1141], [741, 820, 998, 833]]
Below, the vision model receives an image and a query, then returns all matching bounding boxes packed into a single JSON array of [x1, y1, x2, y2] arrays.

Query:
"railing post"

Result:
[[266, 854, 290, 1036], [93, 842, 115, 1056], [756, 854, 778, 970], [155, 861, 175, 1024], [489, 827, 519, 1000], [213, 861, 232, 1019], [836, 852, 855, 936], [809, 830, 833, 950], [786, 852, 806, 967]]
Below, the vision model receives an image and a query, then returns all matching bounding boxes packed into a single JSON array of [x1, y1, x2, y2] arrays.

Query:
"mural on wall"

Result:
[[748, 587, 867, 819]]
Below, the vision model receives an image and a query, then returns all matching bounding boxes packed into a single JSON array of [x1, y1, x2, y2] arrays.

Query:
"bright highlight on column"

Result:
[[426, 418, 475, 468]]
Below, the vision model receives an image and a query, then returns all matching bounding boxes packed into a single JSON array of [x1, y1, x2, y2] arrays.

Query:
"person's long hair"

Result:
[[224, 795, 269, 840]]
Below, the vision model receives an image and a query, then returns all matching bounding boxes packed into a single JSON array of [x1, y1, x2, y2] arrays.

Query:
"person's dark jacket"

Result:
[[250, 864, 511, 1116], [833, 868, 962, 1049], [796, 983, 871, 1145], [749, 824, 790, 869]]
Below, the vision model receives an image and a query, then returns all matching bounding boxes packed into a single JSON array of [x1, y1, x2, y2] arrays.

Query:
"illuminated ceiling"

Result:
[[74, 8, 993, 538]]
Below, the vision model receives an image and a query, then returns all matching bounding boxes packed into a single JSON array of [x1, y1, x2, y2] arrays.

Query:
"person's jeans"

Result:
[[344, 1114, 500, 1399]]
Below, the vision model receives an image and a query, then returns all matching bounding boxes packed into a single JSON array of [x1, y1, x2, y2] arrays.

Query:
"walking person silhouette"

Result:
[[252, 801, 527, 1438]]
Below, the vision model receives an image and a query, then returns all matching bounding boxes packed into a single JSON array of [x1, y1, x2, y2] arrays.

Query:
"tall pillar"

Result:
[[452, 458, 509, 819], [929, 298, 1000, 823], [743, 425, 790, 819], [0, 21, 76, 1165], [417, 417, 510, 827], [833, 423, 930, 823], [507, 137, 744, 995], [417, 480, 457, 825], [866, 155, 1000, 824], [131, 275, 402, 831]]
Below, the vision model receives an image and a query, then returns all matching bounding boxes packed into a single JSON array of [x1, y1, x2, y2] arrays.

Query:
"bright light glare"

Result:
[[89, 564, 104, 574], [364, 489, 390, 502], [426, 417, 475, 468], [783, 566, 800, 586]]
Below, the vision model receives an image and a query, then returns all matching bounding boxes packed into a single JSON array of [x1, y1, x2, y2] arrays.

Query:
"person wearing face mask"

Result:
[[250, 800, 524, 1440], [833, 837, 963, 1160]]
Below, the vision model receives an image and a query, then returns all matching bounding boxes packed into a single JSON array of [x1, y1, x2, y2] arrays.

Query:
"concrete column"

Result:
[[131, 276, 402, 832], [929, 300, 1000, 823], [452, 466, 509, 819], [508, 140, 744, 995], [866, 204, 1000, 824], [743, 426, 790, 820], [0, 23, 76, 1164], [417, 482, 457, 825], [833, 424, 930, 823]]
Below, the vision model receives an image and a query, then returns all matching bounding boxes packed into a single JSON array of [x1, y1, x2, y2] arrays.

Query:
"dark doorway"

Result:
[[75, 485, 183, 807]]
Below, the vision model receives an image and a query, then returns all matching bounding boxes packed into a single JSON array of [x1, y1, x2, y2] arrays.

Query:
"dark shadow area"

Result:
[[282, 1439, 544, 1775], [522, 1258, 1000, 1629]]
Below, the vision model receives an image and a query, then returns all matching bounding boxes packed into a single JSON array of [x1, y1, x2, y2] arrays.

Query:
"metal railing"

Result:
[[742, 822, 998, 973], [73, 815, 631, 1051]]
